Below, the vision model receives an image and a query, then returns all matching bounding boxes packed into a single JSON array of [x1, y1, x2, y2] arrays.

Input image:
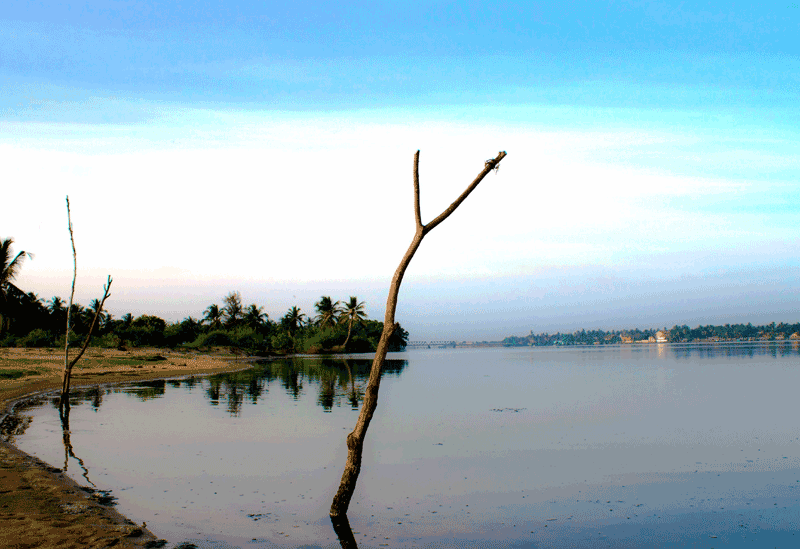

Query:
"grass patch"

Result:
[[0, 358, 50, 366], [70, 354, 169, 369], [0, 369, 42, 380]]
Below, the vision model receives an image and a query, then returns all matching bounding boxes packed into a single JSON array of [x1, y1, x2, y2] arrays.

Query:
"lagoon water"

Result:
[[6, 344, 800, 548]]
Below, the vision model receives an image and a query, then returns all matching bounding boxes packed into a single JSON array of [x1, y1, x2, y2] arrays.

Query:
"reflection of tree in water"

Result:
[[41, 358, 408, 419], [281, 367, 304, 400], [225, 383, 242, 416], [205, 370, 271, 416], [331, 514, 359, 549], [85, 386, 103, 410], [59, 402, 95, 487], [206, 377, 221, 405], [671, 342, 800, 361], [318, 374, 337, 411], [201, 358, 408, 415], [120, 379, 167, 401], [183, 376, 199, 389]]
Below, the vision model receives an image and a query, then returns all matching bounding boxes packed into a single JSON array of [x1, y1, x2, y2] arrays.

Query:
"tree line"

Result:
[[503, 322, 800, 346], [0, 288, 407, 353], [1, 236, 407, 353]]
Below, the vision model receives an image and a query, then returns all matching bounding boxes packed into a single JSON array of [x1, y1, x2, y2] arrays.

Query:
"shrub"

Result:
[[301, 327, 344, 353], [186, 330, 233, 349], [54, 331, 82, 348], [90, 333, 121, 349], [17, 329, 55, 348], [229, 326, 265, 351], [270, 332, 294, 353]]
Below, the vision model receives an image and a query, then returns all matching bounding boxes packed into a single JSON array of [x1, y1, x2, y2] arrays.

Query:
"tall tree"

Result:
[[0, 237, 33, 334], [88, 298, 106, 326], [281, 306, 306, 338], [48, 296, 67, 331], [203, 304, 224, 329], [121, 312, 133, 328], [49, 296, 65, 315], [223, 291, 244, 327], [244, 304, 267, 328], [329, 150, 507, 519], [340, 296, 367, 350], [315, 296, 342, 329]]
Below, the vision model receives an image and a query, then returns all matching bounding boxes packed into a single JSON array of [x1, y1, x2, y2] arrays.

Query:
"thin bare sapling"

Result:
[[60, 196, 113, 410]]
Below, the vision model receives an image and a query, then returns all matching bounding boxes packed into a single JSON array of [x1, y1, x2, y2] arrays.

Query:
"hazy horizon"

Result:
[[4, 2, 799, 341]]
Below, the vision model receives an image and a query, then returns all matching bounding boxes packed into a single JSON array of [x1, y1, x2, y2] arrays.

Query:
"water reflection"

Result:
[[123, 379, 167, 401], [7, 346, 798, 548], [30, 358, 407, 418], [668, 341, 800, 360], [59, 402, 94, 487], [331, 514, 359, 549]]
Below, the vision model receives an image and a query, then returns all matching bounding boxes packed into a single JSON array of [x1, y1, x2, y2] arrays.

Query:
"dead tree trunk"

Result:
[[329, 149, 506, 518], [60, 196, 113, 410]]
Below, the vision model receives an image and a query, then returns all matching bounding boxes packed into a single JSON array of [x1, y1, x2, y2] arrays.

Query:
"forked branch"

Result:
[[422, 151, 506, 234], [330, 149, 507, 521], [60, 275, 112, 408], [60, 195, 113, 409]]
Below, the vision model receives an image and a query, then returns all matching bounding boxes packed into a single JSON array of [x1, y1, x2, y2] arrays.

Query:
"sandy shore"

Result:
[[0, 347, 258, 548]]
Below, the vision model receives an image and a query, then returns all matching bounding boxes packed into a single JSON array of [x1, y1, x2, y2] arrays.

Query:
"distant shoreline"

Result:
[[501, 322, 800, 347]]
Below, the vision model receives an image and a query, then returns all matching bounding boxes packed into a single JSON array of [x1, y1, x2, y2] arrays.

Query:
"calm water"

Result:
[[5, 344, 800, 548]]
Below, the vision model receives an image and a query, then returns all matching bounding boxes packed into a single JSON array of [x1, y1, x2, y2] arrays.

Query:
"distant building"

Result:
[[655, 330, 668, 343], [620, 335, 633, 344]]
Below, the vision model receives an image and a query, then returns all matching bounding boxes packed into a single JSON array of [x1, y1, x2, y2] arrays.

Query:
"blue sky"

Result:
[[3, 2, 799, 340]]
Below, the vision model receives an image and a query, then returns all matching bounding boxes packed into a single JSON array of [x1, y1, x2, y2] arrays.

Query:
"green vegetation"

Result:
[[1, 237, 33, 336], [0, 283, 408, 355], [0, 368, 42, 380], [504, 322, 800, 346]]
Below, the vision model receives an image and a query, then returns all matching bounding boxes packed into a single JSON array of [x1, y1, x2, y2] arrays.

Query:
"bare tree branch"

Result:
[[60, 275, 112, 408], [413, 150, 422, 229], [63, 196, 77, 389], [330, 149, 507, 518], [423, 151, 506, 234], [60, 195, 113, 409]]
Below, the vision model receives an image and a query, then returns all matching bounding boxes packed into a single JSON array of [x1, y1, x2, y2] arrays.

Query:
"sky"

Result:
[[2, 1, 799, 341]]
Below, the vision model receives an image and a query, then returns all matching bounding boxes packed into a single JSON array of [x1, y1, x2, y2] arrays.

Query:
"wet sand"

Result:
[[0, 347, 255, 548]]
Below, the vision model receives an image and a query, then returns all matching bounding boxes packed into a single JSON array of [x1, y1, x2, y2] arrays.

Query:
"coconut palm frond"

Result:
[[1, 237, 33, 298]]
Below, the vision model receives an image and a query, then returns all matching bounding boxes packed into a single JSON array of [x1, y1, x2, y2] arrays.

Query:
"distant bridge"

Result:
[[406, 340, 458, 348]]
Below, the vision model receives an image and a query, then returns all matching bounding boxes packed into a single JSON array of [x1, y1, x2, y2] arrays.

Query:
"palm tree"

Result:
[[48, 296, 67, 330], [100, 312, 114, 334], [49, 296, 65, 315], [121, 312, 133, 328], [222, 291, 244, 327], [88, 298, 106, 326], [281, 306, 306, 338], [244, 304, 267, 329], [340, 296, 367, 350], [203, 304, 224, 329], [314, 296, 342, 329], [0, 237, 33, 333], [69, 303, 88, 335]]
